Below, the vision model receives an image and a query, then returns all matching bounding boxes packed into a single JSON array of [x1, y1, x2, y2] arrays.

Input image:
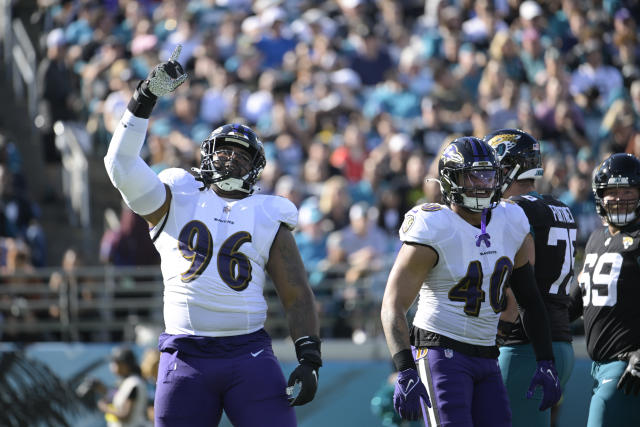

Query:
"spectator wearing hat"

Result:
[[519, 0, 546, 34], [97, 346, 149, 427]]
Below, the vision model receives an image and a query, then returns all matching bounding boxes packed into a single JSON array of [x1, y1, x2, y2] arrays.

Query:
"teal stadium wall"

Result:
[[1, 341, 593, 427]]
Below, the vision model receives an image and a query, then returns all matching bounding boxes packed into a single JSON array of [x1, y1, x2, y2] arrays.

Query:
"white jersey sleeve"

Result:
[[260, 195, 298, 229], [157, 167, 200, 195], [500, 199, 530, 248], [399, 203, 455, 256]]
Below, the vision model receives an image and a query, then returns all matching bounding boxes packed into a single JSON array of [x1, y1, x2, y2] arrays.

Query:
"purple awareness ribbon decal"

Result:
[[475, 208, 491, 248]]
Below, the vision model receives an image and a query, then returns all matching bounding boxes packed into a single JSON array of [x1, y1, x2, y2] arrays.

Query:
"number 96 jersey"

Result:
[[399, 202, 530, 346], [151, 168, 298, 337]]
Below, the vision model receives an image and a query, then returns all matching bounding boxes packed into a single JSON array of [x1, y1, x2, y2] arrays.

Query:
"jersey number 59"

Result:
[[178, 220, 253, 291], [578, 252, 622, 307]]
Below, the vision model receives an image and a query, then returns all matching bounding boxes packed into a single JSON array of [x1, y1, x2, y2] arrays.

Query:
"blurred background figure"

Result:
[[97, 345, 149, 427]]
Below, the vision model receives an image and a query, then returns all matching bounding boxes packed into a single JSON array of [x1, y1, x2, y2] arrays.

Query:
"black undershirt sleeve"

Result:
[[567, 281, 584, 322], [509, 262, 555, 361]]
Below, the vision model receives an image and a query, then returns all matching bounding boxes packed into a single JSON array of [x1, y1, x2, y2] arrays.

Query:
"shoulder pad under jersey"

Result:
[[400, 204, 452, 245], [157, 168, 200, 194], [498, 200, 530, 240], [255, 194, 298, 230]]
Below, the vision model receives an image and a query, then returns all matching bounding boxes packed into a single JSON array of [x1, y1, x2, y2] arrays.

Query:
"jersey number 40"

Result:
[[178, 220, 253, 291], [448, 257, 513, 316]]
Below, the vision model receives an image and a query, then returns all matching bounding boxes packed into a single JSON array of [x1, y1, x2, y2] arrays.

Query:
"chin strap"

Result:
[[475, 208, 491, 248]]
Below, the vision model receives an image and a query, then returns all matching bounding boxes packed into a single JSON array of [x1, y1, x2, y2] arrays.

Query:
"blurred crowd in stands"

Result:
[[2, 0, 640, 341]]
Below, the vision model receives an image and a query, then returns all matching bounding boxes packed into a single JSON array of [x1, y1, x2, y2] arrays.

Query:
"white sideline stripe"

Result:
[[418, 354, 440, 427]]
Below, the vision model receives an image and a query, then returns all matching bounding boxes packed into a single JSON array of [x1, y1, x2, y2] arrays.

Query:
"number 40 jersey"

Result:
[[576, 223, 640, 361], [151, 168, 298, 338], [399, 201, 529, 347]]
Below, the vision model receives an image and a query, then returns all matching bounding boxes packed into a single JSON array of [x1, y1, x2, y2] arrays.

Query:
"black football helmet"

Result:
[[484, 128, 543, 193], [193, 123, 266, 194], [592, 153, 640, 227], [438, 137, 502, 212]]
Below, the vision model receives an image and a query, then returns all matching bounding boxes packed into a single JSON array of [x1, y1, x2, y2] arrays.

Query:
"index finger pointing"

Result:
[[169, 44, 182, 62]]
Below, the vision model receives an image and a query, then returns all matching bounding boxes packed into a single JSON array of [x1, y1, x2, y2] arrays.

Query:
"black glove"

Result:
[[287, 336, 322, 406], [617, 350, 640, 395], [128, 44, 188, 118]]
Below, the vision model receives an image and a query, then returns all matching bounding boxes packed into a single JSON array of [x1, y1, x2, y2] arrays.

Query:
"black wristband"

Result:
[[127, 80, 157, 119], [294, 336, 322, 368], [392, 349, 416, 372]]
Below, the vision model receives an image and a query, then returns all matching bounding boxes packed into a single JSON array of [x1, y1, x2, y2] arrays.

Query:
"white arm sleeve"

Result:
[[103, 109, 166, 215]]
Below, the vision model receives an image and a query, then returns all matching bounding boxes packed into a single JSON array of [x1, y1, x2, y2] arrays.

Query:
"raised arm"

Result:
[[266, 224, 320, 407], [103, 45, 187, 226]]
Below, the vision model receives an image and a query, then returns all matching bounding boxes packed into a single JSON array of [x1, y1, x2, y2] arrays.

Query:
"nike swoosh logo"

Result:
[[602, 378, 614, 384], [251, 349, 264, 357], [402, 379, 416, 396], [546, 369, 557, 382]]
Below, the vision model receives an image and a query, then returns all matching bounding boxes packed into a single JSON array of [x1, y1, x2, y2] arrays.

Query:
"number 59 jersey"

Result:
[[577, 223, 640, 361], [399, 201, 530, 347], [151, 168, 298, 337]]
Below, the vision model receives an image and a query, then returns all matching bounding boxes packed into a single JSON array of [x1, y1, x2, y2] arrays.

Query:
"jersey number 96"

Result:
[[178, 220, 253, 291]]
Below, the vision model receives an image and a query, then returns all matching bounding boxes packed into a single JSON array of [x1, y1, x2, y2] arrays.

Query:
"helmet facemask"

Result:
[[195, 125, 266, 195], [441, 167, 501, 212], [596, 186, 640, 226]]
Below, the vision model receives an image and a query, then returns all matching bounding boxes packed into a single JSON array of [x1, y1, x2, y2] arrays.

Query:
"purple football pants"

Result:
[[154, 330, 296, 427], [414, 347, 511, 427]]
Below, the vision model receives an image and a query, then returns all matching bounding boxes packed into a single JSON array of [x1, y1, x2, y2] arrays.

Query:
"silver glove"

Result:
[[146, 44, 189, 97]]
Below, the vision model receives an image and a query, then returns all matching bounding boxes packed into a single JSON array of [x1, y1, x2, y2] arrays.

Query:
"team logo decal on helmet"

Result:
[[484, 128, 542, 193], [442, 144, 465, 164]]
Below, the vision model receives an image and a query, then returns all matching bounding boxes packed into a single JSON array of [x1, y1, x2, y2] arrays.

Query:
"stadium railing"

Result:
[[0, 263, 389, 343]]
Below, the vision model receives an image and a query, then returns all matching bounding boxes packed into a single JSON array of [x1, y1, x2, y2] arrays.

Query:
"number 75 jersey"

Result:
[[151, 168, 298, 337], [577, 224, 640, 361], [399, 201, 530, 347]]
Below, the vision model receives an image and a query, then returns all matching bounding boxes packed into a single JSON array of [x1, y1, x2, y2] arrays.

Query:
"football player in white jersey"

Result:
[[104, 46, 320, 427], [381, 137, 561, 426]]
